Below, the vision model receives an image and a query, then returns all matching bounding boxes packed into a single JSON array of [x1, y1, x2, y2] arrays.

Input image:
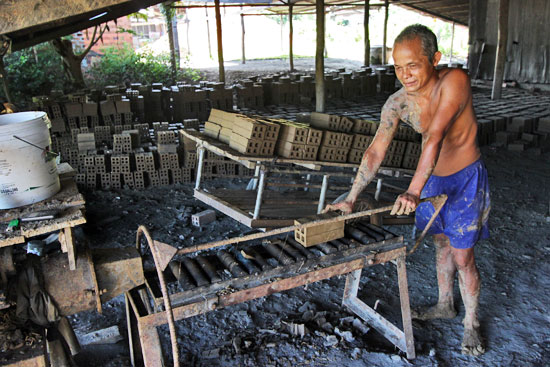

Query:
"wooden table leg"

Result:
[[397, 255, 415, 359], [62, 227, 76, 270]]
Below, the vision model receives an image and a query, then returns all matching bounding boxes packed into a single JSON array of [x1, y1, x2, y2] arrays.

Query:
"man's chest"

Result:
[[399, 97, 437, 134]]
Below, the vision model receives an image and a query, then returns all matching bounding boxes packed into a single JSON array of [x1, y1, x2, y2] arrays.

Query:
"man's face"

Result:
[[393, 37, 440, 94]]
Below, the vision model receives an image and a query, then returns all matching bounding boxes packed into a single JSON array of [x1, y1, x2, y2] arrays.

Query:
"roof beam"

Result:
[[0, 0, 136, 35], [4, 0, 163, 51]]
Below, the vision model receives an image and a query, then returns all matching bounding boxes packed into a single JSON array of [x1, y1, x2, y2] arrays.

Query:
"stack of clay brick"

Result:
[[235, 80, 264, 109], [204, 109, 280, 157], [275, 120, 322, 160], [172, 84, 209, 121], [477, 116, 550, 153], [204, 82, 234, 112], [309, 112, 420, 168], [99, 94, 133, 127]]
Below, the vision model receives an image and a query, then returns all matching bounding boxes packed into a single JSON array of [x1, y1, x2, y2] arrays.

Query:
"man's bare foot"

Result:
[[411, 303, 457, 321], [461, 327, 485, 356]]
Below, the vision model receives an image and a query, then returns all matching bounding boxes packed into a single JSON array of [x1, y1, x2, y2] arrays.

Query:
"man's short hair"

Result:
[[394, 24, 438, 63]]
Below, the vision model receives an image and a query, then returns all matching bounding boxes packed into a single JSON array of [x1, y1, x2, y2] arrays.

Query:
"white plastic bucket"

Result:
[[0, 111, 60, 209]]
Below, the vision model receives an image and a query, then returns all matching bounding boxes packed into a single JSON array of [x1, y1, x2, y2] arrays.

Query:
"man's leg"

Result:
[[451, 246, 485, 356], [412, 233, 458, 320]]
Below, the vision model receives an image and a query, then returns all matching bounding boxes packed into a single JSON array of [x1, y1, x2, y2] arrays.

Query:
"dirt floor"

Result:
[[198, 57, 364, 83], [62, 66, 550, 366]]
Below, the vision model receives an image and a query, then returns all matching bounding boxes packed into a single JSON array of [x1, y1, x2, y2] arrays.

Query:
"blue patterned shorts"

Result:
[[415, 159, 491, 249]]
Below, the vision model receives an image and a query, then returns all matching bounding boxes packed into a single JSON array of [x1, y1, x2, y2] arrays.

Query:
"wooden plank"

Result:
[[194, 189, 253, 227], [0, 232, 25, 248], [64, 227, 76, 271], [0, 178, 85, 223], [397, 255, 415, 359], [20, 207, 86, 238]]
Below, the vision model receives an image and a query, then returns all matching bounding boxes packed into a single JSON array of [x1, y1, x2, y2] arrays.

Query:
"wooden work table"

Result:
[[0, 163, 86, 270]]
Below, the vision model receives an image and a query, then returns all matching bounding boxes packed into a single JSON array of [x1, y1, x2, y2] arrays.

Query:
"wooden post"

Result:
[[364, 0, 370, 66], [449, 22, 455, 63], [492, 0, 509, 100], [241, 11, 246, 64], [315, 0, 325, 112], [289, 4, 294, 71], [0, 57, 12, 104], [382, 0, 388, 65], [214, 0, 225, 83], [205, 5, 212, 59]]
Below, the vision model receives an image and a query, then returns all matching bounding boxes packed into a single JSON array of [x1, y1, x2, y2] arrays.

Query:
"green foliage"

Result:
[[159, 2, 176, 20], [267, 15, 302, 25], [0, 43, 66, 103], [84, 44, 201, 89]]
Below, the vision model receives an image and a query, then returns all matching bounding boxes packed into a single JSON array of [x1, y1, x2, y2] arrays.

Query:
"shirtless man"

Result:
[[324, 24, 490, 356]]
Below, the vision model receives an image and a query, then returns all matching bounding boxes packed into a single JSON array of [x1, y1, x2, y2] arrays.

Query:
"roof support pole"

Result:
[[449, 22, 455, 63], [214, 0, 225, 83], [241, 10, 246, 64], [0, 57, 12, 104], [382, 0, 388, 65], [364, 0, 370, 66], [289, 3, 294, 71], [315, 0, 325, 112], [205, 6, 213, 59], [492, 0, 509, 100]]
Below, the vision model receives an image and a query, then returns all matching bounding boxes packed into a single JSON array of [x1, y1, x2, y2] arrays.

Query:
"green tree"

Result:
[[51, 24, 109, 89], [0, 43, 66, 104], [160, 1, 178, 83], [84, 44, 200, 89]]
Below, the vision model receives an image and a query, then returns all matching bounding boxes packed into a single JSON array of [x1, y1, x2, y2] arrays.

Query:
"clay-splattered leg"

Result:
[[412, 234, 458, 320], [452, 246, 485, 356]]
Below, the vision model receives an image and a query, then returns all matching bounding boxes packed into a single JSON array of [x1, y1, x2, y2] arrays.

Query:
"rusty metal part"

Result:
[[136, 225, 180, 367], [93, 247, 144, 305], [216, 250, 247, 277], [173, 202, 406, 256], [408, 194, 448, 255], [125, 235, 415, 365], [41, 247, 100, 315], [151, 195, 446, 270], [40, 246, 145, 316], [181, 257, 209, 287], [143, 240, 178, 272]]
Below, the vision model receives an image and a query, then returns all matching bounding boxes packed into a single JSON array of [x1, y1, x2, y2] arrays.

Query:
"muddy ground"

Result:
[[64, 72, 550, 366]]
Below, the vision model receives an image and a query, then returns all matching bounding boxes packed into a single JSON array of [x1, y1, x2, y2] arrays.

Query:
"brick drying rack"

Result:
[[181, 129, 415, 228]]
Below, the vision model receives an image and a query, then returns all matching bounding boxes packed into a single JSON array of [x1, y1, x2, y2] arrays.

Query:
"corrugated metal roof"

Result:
[[264, 0, 469, 26]]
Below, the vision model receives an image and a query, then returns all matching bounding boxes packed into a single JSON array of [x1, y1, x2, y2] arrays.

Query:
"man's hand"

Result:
[[322, 200, 354, 215], [390, 192, 420, 216]]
